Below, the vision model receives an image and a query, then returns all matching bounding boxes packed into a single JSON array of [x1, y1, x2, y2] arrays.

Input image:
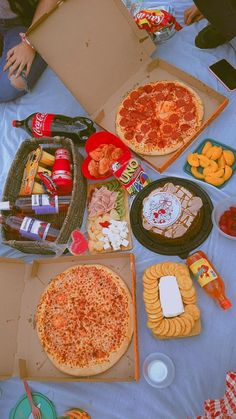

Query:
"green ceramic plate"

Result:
[[183, 138, 236, 188], [9, 391, 57, 419]]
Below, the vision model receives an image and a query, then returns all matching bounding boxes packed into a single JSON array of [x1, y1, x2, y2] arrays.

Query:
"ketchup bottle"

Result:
[[186, 251, 232, 310]]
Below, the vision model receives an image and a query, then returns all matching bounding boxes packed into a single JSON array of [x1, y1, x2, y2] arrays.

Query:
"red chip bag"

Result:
[[134, 9, 182, 33]]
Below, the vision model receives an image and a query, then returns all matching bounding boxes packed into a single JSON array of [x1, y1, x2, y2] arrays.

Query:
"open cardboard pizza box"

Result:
[[27, 0, 228, 173], [0, 253, 139, 382]]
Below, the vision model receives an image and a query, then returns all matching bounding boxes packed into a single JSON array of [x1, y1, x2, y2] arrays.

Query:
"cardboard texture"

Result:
[[0, 254, 139, 382], [27, 0, 228, 173]]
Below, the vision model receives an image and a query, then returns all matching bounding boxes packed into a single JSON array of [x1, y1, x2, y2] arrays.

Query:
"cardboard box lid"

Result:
[[0, 259, 27, 379], [27, 0, 155, 115]]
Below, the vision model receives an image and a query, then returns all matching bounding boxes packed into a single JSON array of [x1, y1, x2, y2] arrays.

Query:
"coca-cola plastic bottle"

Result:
[[12, 113, 96, 145]]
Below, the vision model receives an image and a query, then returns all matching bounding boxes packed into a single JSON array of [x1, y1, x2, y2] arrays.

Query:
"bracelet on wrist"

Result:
[[19, 32, 35, 50]]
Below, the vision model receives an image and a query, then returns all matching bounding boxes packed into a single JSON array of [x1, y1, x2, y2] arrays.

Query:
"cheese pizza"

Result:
[[36, 264, 134, 376], [116, 80, 204, 156]]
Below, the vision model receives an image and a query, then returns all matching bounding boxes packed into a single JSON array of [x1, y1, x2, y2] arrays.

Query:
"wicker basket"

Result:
[[1, 137, 87, 255]]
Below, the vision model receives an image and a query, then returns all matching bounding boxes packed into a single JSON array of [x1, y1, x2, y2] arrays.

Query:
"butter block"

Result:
[[159, 276, 184, 318]]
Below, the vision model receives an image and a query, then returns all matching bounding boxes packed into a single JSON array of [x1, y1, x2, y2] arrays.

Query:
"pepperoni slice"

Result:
[[151, 119, 160, 128], [130, 91, 140, 101], [148, 131, 158, 140], [143, 85, 153, 93], [157, 140, 167, 149], [140, 124, 150, 133], [180, 124, 191, 132], [135, 134, 143, 143], [175, 88, 186, 98], [175, 99, 186, 108], [124, 131, 134, 141], [184, 112, 195, 121], [183, 103, 195, 113], [123, 99, 133, 109], [170, 131, 181, 141], [168, 113, 179, 123], [119, 118, 129, 127], [155, 93, 165, 101], [153, 83, 165, 91], [119, 108, 129, 117], [136, 97, 147, 106], [162, 124, 173, 134]]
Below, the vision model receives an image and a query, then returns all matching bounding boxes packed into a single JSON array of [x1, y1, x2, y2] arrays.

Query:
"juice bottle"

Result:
[[186, 250, 232, 310]]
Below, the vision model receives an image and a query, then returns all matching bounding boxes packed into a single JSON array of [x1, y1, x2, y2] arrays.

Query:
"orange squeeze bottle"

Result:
[[186, 251, 232, 310]]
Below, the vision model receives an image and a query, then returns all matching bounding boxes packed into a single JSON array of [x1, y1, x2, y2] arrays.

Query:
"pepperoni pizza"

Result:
[[36, 264, 134, 376], [116, 81, 204, 156]]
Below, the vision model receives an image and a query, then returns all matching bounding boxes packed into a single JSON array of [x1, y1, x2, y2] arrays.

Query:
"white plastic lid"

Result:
[[143, 353, 175, 388]]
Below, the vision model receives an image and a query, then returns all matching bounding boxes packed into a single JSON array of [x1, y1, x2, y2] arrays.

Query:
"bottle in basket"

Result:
[[0, 214, 60, 242], [12, 113, 96, 145], [51, 148, 73, 195], [0, 194, 71, 215]]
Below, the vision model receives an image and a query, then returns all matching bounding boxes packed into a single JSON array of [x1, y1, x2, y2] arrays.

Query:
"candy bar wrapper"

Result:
[[134, 9, 182, 33], [112, 157, 151, 195]]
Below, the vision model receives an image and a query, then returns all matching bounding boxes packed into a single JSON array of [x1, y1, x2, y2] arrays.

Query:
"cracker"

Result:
[[143, 275, 157, 285], [150, 265, 159, 277], [176, 316, 186, 335], [160, 262, 178, 276], [165, 319, 176, 337], [148, 312, 164, 321], [183, 295, 197, 305], [174, 317, 185, 336], [154, 264, 164, 278], [172, 318, 182, 336], [143, 282, 158, 291], [147, 319, 161, 329], [153, 318, 168, 336], [143, 292, 159, 302], [180, 316, 192, 336], [145, 299, 162, 310], [181, 287, 196, 299], [144, 268, 157, 281], [185, 304, 200, 321]]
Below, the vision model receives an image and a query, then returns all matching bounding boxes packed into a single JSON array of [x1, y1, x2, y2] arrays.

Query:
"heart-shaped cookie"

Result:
[[69, 230, 88, 255]]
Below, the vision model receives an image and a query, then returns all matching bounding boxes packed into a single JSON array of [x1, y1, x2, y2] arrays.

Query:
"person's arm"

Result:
[[4, 0, 58, 78], [184, 4, 204, 25]]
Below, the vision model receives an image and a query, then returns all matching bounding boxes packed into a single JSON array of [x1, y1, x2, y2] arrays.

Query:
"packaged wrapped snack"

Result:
[[134, 8, 181, 33], [112, 157, 151, 195]]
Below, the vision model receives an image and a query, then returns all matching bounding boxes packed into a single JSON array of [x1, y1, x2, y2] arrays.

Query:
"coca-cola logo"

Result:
[[32, 113, 48, 137]]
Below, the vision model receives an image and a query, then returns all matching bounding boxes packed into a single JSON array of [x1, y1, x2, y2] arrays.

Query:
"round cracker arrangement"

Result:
[[143, 262, 201, 338]]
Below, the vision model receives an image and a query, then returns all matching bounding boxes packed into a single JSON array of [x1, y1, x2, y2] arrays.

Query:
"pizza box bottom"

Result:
[[0, 254, 139, 382], [184, 138, 236, 188]]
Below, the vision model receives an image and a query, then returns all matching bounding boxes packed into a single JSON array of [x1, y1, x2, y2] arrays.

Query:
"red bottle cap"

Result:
[[220, 299, 232, 310], [12, 120, 17, 127]]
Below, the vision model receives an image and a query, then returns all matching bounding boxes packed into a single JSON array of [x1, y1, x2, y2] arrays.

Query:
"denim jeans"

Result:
[[0, 17, 47, 103]]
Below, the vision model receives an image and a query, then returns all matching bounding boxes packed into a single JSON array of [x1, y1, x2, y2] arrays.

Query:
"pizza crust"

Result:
[[116, 80, 204, 156], [36, 264, 134, 377]]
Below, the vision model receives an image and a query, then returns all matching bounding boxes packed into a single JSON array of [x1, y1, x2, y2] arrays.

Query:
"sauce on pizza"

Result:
[[36, 264, 133, 376], [116, 81, 204, 156]]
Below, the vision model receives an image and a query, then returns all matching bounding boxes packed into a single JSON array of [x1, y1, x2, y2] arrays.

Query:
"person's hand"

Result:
[[184, 5, 204, 25], [3, 42, 35, 78]]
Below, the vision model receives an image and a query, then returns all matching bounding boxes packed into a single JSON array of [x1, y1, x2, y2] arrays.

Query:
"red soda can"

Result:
[[52, 148, 73, 195]]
